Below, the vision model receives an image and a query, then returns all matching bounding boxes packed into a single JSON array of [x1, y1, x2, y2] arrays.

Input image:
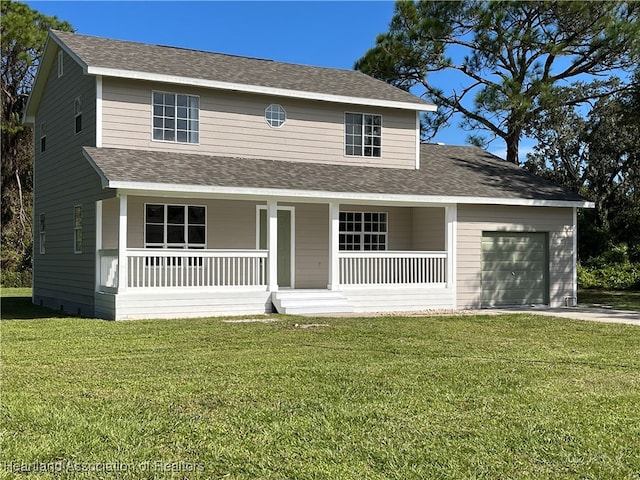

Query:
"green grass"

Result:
[[579, 289, 640, 311], [2, 290, 639, 479]]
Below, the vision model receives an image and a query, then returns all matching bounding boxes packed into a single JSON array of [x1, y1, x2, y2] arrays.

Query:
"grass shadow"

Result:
[[1, 296, 73, 320]]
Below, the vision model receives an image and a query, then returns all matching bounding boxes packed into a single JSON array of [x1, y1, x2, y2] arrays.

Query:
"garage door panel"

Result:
[[481, 232, 549, 307]]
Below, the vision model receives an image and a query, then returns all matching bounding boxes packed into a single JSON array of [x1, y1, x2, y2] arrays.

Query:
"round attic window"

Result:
[[265, 104, 286, 128]]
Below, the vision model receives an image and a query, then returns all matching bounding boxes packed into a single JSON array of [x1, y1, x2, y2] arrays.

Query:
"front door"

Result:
[[259, 208, 294, 288]]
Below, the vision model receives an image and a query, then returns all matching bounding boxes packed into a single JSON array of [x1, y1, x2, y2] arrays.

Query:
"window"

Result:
[[39, 214, 46, 254], [73, 205, 82, 253], [145, 204, 206, 248], [74, 96, 82, 134], [339, 211, 387, 250], [265, 104, 286, 128], [40, 122, 46, 153], [152, 92, 199, 143], [345, 113, 382, 157], [58, 50, 63, 77]]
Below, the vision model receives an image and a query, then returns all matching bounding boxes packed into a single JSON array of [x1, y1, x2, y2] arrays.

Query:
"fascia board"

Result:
[[107, 180, 594, 208], [86, 66, 437, 112]]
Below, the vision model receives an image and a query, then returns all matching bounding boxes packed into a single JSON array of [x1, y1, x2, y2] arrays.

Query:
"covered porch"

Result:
[[95, 194, 456, 319]]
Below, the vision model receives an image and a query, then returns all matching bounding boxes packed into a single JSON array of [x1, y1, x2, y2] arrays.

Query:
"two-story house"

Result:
[[24, 31, 591, 319]]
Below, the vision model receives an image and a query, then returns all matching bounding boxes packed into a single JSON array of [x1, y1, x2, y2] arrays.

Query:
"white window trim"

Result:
[[143, 203, 207, 249], [39, 213, 46, 255], [40, 122, 46, 153], [339, 210, 388, 251], [74, 96, 82, 135], [57, 50, 64, 78], [151, 91, 200, 145], [73, 205, 82, 254], [265, 104, 286, 128], [344, 112, 382, 158]]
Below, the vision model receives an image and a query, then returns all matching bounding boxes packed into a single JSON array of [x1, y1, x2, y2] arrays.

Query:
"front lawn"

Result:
[[1, 293, 639, 479]]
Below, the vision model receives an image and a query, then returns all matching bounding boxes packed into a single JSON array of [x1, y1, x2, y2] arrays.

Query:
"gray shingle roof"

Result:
[[83, 145, 586, 203], [53, 30, 431, 108]]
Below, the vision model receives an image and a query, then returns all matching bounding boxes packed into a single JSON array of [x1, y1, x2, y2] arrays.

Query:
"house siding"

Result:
[[101, 78, 418, 169], [32, 48, 103, 316], [456, 205, 574, 309]]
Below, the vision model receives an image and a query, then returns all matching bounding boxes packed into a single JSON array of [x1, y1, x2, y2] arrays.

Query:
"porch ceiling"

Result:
[[83, 145, 589, 206]]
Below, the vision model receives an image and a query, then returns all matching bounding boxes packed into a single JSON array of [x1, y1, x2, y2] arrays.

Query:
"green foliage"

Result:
[[578, 245, 640, 291], [0, 268, 32, 288], [578, 263, 640, 291], [528, 73, 640, 261], [356, 1, 640, 164], [0, 1, 72, 277], [2, 306, 640, 478]]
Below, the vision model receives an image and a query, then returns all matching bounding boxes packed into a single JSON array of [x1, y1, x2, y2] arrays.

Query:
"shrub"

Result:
[[0, 269, 32, 288], [578, 262, 640, 290]]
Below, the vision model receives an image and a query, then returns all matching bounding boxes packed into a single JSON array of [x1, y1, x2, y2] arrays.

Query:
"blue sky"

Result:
[[25, 0, 520, 158]]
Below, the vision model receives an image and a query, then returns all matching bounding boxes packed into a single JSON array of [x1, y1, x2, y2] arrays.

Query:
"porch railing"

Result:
[[98, 249, 268, 290], [339, 251, 447, 285]]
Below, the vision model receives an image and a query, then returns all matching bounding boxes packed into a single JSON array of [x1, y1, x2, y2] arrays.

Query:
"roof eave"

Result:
[[86, 66, 437, 112], [105, 180, 593, 208]]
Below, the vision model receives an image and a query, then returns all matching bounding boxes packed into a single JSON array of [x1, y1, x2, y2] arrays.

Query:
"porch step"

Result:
[[271, 290, 355, 315]]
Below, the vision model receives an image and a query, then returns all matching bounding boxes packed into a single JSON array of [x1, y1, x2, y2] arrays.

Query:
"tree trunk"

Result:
[[505, 133, 520, 165]]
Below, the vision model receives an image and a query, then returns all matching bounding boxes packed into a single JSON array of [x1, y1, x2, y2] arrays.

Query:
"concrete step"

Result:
[[272, 290, 354, 315]]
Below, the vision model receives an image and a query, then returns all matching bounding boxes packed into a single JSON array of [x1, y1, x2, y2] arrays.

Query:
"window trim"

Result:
[[144, 203, 207, 249], [39, 213, 46, 255], [339, 211, 388, 251], [74, 96, 82, 134], [73, 205, 82, 254], [344, 112, 382, 158], [40, 122, 46, 153], [57, 50, 63, 78], [151, 91, 200, 144], [265, 104, 286, 128]]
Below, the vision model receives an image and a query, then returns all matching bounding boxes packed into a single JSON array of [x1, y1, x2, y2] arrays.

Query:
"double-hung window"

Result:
[[345, 113, 382, 157], [74, 96, 82, 134], [39, 214, 46, 254], [40, 122, 46, 153], [152, 92, 199, 143], [339, 211, 387, 250], [145, 204, 206, 249], [74, 205, 82, 253]]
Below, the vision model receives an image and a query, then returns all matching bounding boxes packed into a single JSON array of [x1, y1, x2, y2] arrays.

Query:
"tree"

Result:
[[525, 73, 640, 260], [1, 0, 72, 280], [355, 1, 640, 164]]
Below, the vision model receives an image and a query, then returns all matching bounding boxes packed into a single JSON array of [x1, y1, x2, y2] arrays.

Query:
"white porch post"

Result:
[[445, 204, 457, 303], [117, 194, 128, 292], [267, 200, 278, 291], [95, 200, 103, 292], [328, 202, 340, 290]]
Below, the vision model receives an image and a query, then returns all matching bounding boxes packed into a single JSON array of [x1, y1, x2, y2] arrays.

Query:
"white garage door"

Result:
[[481, 232, 549, 307]]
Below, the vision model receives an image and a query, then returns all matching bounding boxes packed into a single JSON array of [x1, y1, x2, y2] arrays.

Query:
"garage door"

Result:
[[481, 232, 549, 307]]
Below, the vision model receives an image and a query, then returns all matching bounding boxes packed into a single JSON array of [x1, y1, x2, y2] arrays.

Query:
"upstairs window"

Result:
[[152, 92, 199, 143], [145, 204, 206, 248], [74, 205, 83, 253], [345, 113, 382, 157], [40, 122, 46, 153], [339, 211, 387, 251], [58, 50, 64, 77], [74, 96, 82, 134], [265, 104, 286, 128]]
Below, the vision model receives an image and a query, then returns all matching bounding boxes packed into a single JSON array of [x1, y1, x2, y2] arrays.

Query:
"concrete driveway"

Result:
[[489, 306, 640, 326]]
